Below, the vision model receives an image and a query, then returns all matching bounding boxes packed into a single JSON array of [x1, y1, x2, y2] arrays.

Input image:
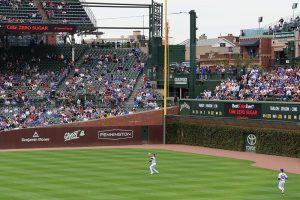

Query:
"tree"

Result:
[[243, 56, 254, 68], [221, 60, 230, 69], [233, 54, 243, 69]]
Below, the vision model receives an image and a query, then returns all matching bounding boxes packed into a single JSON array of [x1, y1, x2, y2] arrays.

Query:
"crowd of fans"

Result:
[[42, 0, 68, 21], [170, 62, 190, 74], [0, 0, 91, 24], [267, 16, 300, 34], [0, 0, 34, 9], [202, 67, 300, 101], [170, 63, 237, 81], [0, 51, 71, 104], [0, 0, 40, 23], [0, 102, 136, 131], [133, 74, 161, 109], [42, 0, 90, 24], [0, 48, 147, 131], [2, 42, 300, 131], [57, 48, 143, 106]]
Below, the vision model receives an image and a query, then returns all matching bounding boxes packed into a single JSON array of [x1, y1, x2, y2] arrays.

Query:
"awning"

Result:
[[240, 39, 260, 47]]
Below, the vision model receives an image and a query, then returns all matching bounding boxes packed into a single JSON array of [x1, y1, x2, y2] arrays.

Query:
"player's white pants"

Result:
[[150, 163, 159, 174], [278, 181, 285, 193]]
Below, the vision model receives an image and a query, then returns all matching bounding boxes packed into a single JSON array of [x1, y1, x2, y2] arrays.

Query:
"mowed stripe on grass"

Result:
[[0, 149, 298, 200]]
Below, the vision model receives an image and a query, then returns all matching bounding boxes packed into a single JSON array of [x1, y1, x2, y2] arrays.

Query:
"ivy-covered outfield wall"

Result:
[[166, 116, 300, 158]]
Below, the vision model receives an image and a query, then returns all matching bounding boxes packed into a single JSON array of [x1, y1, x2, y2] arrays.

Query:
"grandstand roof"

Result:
[[240, 39, 260, 47]]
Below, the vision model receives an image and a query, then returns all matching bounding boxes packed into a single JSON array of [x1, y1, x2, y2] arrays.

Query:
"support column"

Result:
[[295, 30, 300, 58], [189, 10, 197, 99], [71, 34, 75, 63], [180, 88, 182, 99]]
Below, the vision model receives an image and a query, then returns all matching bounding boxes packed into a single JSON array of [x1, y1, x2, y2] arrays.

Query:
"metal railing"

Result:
[[80, 0, 97, 27]]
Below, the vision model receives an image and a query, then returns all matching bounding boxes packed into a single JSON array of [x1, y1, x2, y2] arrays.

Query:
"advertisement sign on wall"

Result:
[[245, 134, 257, 152], [174, 77, 188, 85], [64, 130, 85, 142], [21, 132, 50, 143], [0, 24, 76, 32], [224, 103, 262, 119], [98, 129, 134, 141]]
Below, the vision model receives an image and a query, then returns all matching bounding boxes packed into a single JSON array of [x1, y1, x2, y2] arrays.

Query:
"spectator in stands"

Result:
[[174, 95, 178, 105], [42, 1, 46, 8], [29, 1, 34, 7], [202, 67, 300, 101]]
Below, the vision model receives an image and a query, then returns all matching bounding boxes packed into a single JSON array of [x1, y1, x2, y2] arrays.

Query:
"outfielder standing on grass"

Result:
[[278, 168, 288, 195], [149, 153, 159, 175]]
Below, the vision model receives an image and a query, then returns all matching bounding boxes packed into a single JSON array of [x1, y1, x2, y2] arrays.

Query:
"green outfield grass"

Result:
[[0, 148, 299, 200]]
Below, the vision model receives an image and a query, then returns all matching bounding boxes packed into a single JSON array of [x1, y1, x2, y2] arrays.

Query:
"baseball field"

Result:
[[0, 148, 299, 200]]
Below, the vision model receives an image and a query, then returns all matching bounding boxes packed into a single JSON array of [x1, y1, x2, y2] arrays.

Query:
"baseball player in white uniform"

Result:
[[149, 153, 159, 175], [278, 169, 288, 194]]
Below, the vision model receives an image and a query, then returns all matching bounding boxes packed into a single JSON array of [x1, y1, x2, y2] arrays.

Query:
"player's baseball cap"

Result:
[[280, 168, 284, 172]]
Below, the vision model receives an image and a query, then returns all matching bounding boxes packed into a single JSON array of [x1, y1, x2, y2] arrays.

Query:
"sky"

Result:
[[84, 0, 300, 44]]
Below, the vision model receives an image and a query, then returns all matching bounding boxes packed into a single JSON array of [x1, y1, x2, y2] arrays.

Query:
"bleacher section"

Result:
[[241, 15, 300, 36], [0, 46, 148, 106], [0, 0, 95, 29], [42, 0, 93, 26], [0, 0, 43, 23], [57, 48, 147, 107], [0, 44, 90, 105], [0, 44, 88, 69], [0, 45, 154, 130]]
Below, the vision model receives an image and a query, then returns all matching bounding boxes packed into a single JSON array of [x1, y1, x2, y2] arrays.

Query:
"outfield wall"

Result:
[[0, 126, 162, 149], [0, 108, 179, 149], [167, 100, 300, 157], [166, 115, 300, 158]]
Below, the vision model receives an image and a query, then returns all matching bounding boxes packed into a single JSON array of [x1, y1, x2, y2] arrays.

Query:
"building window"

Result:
[[220, 43, 226, 47], [248, 48, 257, 58]]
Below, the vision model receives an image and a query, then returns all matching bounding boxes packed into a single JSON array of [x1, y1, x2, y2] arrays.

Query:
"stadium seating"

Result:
[[0, 44, 90, 105], [42, 0, 93, 26], [0, 0, 43, 23], [57, 48, 147, 106], [0, 44, 165, 131], [0, 0, 94, 27], [202, 67, 300, 101]]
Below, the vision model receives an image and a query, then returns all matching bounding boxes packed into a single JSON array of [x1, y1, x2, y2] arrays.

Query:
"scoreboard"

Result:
[[180, 100, 300, 122]]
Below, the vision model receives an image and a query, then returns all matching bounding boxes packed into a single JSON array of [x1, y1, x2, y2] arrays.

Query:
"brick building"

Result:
[[182, 34, 240, 67], [239, 36, 272, 68]]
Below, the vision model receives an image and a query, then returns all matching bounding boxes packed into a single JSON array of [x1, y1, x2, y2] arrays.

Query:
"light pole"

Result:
[[142, 15, 145, 36], [258, 16, 263, 35], [293, 3, 298, 20]]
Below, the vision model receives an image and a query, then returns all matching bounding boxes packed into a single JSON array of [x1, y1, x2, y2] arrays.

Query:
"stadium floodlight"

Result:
[[293, 3, 298, 19], [258, 16, 263, 35]]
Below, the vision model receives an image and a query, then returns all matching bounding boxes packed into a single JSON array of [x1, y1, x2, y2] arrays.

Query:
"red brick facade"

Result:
[[240, 37, 272, 67]]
